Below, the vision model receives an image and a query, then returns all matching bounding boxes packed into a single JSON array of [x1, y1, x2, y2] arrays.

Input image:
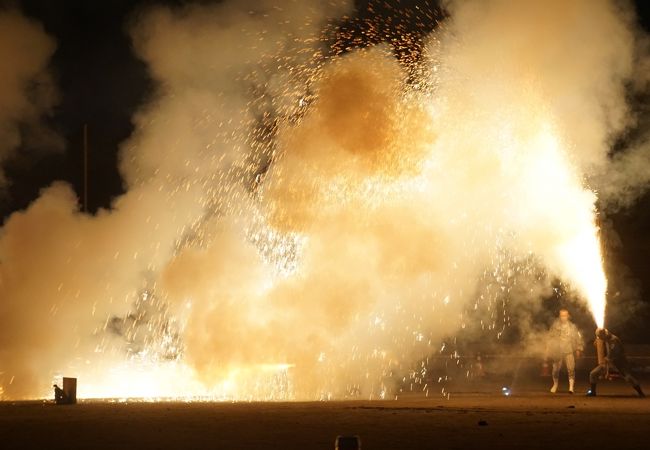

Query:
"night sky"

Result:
[[3, 0, 650, 340]]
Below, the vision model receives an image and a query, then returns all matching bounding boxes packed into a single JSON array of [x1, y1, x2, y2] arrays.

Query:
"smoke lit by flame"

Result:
[[1, 0, 648, 401]]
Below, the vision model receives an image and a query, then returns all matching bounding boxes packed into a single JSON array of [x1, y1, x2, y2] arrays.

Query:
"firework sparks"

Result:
[[1, 0, 646, 401]]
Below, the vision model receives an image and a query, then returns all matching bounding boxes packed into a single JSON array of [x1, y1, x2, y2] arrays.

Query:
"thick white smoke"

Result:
[[0, 8, 60, 190], [1, 0, 648, 399]]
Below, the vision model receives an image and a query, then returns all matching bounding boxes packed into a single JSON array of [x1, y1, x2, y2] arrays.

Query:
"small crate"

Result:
[[62, 377, 77, 404]]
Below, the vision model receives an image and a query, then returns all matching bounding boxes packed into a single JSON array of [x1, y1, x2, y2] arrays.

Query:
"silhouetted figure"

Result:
[[53, 384, 68, 404], [587, 328, 645, 397]]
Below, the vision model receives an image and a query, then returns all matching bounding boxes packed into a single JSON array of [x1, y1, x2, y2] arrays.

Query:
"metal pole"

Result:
[[83, 124, 88, 212]]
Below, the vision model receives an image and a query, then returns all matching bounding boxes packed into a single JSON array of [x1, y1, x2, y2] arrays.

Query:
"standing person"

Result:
[[546, 309, 584, 394], [587, 328, 645, 397]]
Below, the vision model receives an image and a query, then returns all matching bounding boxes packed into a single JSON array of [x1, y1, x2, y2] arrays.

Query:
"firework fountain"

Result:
[[0, 0, 647, 400]]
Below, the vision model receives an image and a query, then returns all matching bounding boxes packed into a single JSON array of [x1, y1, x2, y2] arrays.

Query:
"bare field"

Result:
[[1, 379, 649, 450]]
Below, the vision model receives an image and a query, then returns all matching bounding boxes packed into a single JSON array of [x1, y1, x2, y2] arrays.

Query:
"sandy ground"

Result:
[[1, 376, 649, 450]]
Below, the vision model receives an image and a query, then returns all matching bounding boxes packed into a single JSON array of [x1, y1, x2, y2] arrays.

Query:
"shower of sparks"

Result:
[[0, 1, 619, 401], [246, 208, 305, 277]]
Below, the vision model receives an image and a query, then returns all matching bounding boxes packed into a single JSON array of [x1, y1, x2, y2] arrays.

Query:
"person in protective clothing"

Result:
[[546, 309, 584, 394]]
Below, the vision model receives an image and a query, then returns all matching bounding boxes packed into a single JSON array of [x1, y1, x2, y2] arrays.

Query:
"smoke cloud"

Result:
[[1, 0, 649, 399], [0, 8, 60, 191]]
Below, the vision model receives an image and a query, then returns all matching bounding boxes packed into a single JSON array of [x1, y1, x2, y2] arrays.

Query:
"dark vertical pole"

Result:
[[83, 124, 88, 212]]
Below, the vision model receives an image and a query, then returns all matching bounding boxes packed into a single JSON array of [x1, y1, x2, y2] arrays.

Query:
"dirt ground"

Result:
[[2, 375, 649, 450]]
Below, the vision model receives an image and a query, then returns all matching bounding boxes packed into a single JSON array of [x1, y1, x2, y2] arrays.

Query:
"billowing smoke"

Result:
[[1, 0, 649, 399], [0, 8, 60, 191]]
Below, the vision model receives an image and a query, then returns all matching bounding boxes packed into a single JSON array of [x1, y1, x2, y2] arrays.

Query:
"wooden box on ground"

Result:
[[62, 377, 77, 404]]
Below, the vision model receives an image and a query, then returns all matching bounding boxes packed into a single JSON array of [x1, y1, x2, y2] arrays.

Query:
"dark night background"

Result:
[[2, 1, 650, 341]]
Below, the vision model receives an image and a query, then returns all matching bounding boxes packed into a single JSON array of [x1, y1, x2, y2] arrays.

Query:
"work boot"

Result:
[[550, 380, 558, 393], [633, 385, 645, 398], [568, 378, 575, 394], [586, 383, 597, 397]]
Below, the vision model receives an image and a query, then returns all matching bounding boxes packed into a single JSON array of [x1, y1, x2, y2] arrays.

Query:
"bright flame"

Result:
[[514, 126, 608, 328], [557, 226, 607, 328], [50, 360, 295, 401]]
